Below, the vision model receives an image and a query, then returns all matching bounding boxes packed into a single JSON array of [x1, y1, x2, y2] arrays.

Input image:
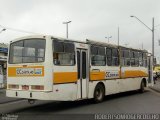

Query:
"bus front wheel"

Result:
[[93, 83, 105, 103]]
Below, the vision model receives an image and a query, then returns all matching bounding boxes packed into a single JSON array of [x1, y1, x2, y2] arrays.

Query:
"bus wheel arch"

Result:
[[142, 78, 147, 87], [93, 82, 105, 103], [139, 78, 146, 93]]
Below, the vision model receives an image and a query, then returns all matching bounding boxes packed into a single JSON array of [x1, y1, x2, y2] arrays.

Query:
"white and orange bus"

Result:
[[6, 35, 153, 103]]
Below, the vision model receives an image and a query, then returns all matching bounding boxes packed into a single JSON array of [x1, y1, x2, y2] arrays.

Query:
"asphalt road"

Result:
[[0, 89, 160, 120]]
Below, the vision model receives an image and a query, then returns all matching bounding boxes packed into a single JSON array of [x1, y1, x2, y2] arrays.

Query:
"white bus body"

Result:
[[6, 35, 153, 102]]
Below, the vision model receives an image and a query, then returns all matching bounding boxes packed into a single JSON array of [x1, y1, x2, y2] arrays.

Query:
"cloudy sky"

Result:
[[0, 0, 160, 58]]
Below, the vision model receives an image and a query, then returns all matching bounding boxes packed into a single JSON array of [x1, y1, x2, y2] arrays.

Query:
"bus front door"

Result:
[[77, 49, 88, 99]]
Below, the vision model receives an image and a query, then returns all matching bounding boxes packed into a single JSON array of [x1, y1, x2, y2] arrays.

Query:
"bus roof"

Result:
[[10, 35, 148, 53], [86, 39, 148, 53]]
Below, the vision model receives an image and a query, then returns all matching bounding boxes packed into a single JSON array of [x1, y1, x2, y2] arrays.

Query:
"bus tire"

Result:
[[93, 83, 105, 103], [139, 80, 145, 93]]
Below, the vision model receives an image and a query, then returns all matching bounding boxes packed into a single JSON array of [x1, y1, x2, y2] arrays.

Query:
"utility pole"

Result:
[[118, 27, 119, 46], [63, 21, 72, 39], [130, 16, 155, 65], [152, 18, 154, 65], [105, 36, 112, 43]]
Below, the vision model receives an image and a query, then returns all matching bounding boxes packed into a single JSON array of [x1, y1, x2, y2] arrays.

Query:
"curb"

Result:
[[149, 87, 160, 93]]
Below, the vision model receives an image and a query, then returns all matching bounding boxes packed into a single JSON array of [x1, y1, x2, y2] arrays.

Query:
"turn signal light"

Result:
[[8, 84, 19, 89], [31, 85, 44, 90]]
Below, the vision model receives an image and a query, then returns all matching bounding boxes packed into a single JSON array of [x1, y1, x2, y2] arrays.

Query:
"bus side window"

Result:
[[143, 53, 147, 67], [130, 51, 139, 66], [130, 51, 135, 66], [106, 48, 112, 66], [125, 50, 130, 66], [53, 40, 64, 52], [139, 52, 143, 66], [121, 49, 130, 66], [106, 48, 119, 66], [134, 51, 139, 66], [91, 46, 106, 66], [53, 53, 60, 65], [53, 40, 75, 66], [53, 40, 63, 65], [112, 48, 119, 66]]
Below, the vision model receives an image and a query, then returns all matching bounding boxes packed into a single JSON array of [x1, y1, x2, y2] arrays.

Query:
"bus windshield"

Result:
[[9, 39, 45, 64]]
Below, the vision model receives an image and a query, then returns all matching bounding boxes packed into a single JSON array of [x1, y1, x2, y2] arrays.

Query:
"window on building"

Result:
[[53, 40, 75, 66], [91, 46, 106, 66]]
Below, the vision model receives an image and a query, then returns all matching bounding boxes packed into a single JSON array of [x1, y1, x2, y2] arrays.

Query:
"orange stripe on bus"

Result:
[[53, 72, 77, 84], [8, 66, 44, 77], [124, 70, 148, 78], [90, 72, 105, 80]]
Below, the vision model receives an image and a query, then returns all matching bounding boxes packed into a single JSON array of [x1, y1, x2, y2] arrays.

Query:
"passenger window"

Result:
[[130, 51, 139, 66], [134, 51, 139, 66], [112, 48, 119, 66], [139, 52, 143, 66], [64, 42, 74, 53], [124, 50, 130, 66], [121, 49, 130, 66], [91, 46, 106, 66], [91, 46, 98, 55], [106, 48, 112, 66], [53, 53, 75, 65], [53, 40, 75, 66], [130, 51, 135, 66], [53, 40, 64, 52], [143, 53, 147, 67], [106, 48, 119, 66]]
